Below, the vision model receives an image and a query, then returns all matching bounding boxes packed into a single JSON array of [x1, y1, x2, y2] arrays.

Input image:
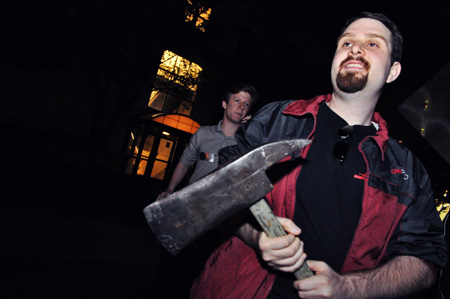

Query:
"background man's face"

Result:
[[222, 91, 252, 124]]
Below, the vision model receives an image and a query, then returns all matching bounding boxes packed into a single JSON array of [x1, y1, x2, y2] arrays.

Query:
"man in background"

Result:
[[157, 83, 258, 200]]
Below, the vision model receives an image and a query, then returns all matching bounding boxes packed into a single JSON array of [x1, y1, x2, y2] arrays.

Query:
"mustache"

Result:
[[339, 56, 370, 69]]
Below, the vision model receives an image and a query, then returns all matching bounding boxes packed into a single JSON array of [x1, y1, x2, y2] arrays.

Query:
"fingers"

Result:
[[295, 277, 333, 299], [259, 231, 298, 251], [259, 230, 306, 273], [241, 115, 252, 123], [156, 191, 171, 201], [293, 261, 337, 298]]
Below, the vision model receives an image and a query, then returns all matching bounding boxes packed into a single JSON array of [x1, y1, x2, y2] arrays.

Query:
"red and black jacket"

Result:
[[190, 95, 447, 299]]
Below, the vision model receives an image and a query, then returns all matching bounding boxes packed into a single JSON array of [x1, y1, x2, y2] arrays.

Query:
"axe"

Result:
[[143, 139, 314, 280]]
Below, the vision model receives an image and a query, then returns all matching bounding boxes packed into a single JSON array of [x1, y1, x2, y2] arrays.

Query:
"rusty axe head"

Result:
[[143, 139, 311, 255]]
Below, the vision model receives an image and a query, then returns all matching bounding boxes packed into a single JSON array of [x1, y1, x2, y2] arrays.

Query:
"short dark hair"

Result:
[[338, 12, 403, 64], [224, 83, 259, 106]]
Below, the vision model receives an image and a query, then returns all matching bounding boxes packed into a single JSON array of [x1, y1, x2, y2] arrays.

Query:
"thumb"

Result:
[[277, 217, 301, 236], [306, 260, 327, 274]]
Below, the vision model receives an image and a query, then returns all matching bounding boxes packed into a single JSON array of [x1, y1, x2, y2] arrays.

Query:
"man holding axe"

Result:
[[189, 12, 447, 298]]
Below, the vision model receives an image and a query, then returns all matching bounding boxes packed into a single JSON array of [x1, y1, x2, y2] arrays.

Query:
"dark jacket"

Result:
[[190, 95, 447, 299]]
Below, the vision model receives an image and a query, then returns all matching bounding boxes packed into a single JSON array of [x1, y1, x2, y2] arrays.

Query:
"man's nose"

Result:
[[350, 43, 364, 55]]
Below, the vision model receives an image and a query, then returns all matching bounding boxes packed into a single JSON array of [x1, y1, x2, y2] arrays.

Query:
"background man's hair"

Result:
[[338, 12, 403, 64], [224, 83, 259, 105]]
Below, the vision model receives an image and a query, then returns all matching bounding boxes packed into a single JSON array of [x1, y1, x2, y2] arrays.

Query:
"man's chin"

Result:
[[230, 118, 243, 124], [337, 85, 364, 94], [336, 74, 368, 94]]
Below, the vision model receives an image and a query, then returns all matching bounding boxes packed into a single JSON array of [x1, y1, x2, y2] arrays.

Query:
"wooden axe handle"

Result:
[[249, 199, 314, 280]]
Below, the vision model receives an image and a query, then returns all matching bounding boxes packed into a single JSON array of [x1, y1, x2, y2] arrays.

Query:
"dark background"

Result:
[[1, 1, 449, 298]]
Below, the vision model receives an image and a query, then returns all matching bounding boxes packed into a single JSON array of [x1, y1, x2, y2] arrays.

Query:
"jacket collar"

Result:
[[370, 112, 389, 159], [283, 94, 330, 116], [282, 94, 389, 158]]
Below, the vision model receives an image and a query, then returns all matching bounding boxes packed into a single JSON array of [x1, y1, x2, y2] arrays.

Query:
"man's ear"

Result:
[[222, 100, 227, 109], [386, 61, 401, 83]]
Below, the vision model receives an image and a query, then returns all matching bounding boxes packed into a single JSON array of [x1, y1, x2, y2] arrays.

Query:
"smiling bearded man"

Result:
[[190, 12, 447, 299]]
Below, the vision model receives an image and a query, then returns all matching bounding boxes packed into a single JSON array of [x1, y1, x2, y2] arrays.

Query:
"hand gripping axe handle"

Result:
[[143, 139, 314, 280], [250, 199, 313, 280]]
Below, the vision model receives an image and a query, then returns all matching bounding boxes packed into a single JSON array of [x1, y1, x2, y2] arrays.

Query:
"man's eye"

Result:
[[342, 42, 352, 47], [368, 42, 378, 47]]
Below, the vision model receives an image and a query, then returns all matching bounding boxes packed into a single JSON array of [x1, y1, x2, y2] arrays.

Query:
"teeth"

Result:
[[346, 63, 364, 68]]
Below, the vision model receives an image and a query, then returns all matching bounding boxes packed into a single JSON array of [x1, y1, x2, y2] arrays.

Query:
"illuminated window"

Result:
[[149, 50, 203, 116], [185, 0, 212, 32], [153, 114, 200, 134]]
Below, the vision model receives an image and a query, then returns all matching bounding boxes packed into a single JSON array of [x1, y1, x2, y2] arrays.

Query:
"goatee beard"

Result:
[[336, 57, 370, 93], [336, 72, 368, 93]]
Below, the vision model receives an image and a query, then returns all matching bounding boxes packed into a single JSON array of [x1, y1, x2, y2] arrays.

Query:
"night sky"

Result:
[[3, 0, 449, 195], [3, 1, 450, 119]]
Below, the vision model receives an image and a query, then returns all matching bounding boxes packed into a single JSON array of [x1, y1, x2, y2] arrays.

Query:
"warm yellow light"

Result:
[[437, 202, 450, 221], [185, 0, 212, 32], [153, 114, 200, 135], [196, 8, 212, 30], [162, 131, 170, 136], [200, 8, 211, 21], [157, 50, 202, 91]]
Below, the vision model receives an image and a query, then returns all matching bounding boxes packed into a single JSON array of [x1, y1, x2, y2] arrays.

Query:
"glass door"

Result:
[[149, 137, 175, 180], [124, 122, 185, 183]]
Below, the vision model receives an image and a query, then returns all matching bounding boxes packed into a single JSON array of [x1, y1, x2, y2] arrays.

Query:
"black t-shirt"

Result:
[[267, 102, 377, 298]]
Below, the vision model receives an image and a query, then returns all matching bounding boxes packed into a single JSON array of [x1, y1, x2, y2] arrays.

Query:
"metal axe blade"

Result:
[[143, 139, 311, 255]]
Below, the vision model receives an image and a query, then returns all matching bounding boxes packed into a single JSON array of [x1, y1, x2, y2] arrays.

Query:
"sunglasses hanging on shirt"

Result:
[[333, 125, 353, 165]]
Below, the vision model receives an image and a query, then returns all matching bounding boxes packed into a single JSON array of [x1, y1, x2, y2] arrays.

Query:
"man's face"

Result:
[[331, 18, 400, 94], [222, 91, 252, 124]]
